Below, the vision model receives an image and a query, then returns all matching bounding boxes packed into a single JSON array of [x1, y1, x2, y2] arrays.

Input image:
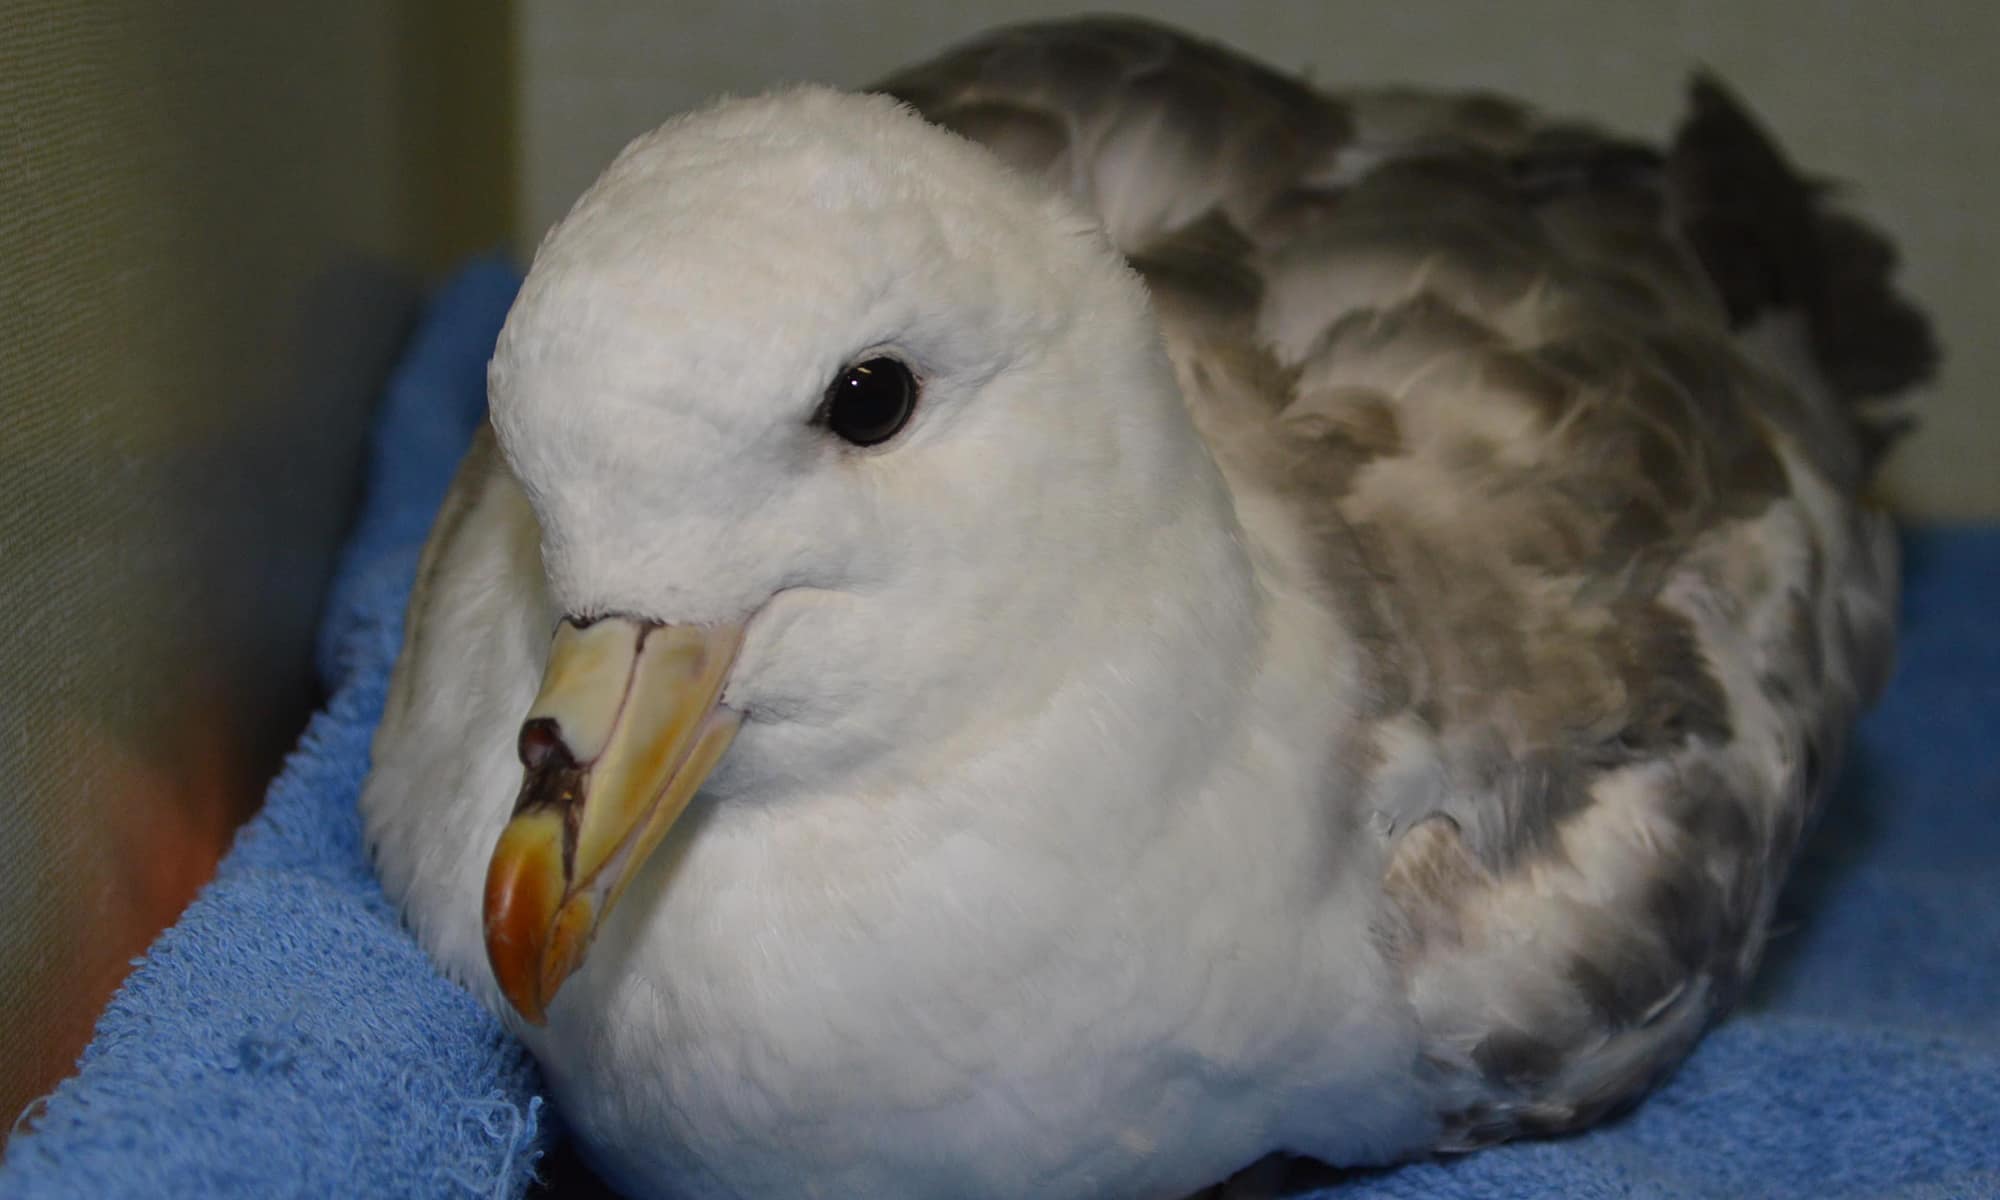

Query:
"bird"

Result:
[[360, 16, 1935, 1199]]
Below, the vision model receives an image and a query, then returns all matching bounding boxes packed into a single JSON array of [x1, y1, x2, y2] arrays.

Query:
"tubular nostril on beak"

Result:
[[518, 717, 569, 771]]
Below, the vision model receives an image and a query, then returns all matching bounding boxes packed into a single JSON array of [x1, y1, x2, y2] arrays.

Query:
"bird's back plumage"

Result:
[[881, 16, 1930, 1147]]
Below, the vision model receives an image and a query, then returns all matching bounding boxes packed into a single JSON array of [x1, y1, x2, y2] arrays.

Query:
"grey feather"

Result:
[[878, 16, 1926, 1150]]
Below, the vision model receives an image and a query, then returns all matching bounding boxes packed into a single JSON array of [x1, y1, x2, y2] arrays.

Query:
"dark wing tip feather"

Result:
[[1669, 72, 1938, 469]]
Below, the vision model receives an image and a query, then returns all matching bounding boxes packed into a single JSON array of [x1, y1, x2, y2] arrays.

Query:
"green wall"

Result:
[[0, 0, 513, 1121]]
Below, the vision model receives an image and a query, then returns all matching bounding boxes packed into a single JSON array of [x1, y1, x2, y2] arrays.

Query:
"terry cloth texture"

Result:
[[4, 260, 1996, 1198]]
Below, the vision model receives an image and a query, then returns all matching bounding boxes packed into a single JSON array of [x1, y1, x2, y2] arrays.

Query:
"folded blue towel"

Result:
[[5, 261, 1996, 1199]]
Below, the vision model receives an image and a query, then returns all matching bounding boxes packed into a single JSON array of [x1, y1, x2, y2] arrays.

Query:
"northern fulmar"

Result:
[[362, 17, 1935, 1199]]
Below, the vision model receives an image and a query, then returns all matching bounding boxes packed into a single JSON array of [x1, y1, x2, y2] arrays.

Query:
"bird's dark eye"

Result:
[[822, 357, 917, 447]]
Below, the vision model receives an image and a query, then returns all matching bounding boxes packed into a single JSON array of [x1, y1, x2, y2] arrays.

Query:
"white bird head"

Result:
[[477, 87, 1250, 1023]]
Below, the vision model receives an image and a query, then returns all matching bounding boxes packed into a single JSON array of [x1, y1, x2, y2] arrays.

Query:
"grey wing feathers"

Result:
[[878, 16, 1346, 256], [878, 18, 1928, 1151], [1671, 74, 1937, 448]]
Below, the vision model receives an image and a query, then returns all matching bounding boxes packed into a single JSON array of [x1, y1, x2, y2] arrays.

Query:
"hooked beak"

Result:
[[482, 615, 743, 1025]]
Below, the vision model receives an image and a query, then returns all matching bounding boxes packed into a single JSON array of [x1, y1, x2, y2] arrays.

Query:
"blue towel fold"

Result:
[[4, 261, 1996, 1198]]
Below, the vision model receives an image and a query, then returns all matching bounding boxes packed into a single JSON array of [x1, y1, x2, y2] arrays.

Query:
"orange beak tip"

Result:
[[538, 895, 598, 1018], [485, 920, 552, 1026], [483, 812, 568, 1025]]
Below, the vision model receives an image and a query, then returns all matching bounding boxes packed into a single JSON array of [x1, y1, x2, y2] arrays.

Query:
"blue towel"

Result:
[[4, 261, 1996, 1198]]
